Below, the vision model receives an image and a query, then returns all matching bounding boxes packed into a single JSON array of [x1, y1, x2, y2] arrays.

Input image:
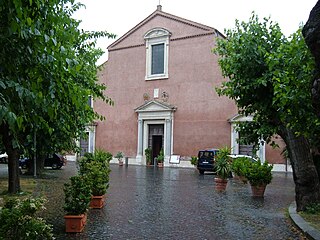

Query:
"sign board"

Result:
[[170, 155, 180, 164]]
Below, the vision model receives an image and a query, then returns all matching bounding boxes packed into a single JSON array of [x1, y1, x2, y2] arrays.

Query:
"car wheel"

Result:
[[52, 163, 58, 170], [199, 170, 204, 175]]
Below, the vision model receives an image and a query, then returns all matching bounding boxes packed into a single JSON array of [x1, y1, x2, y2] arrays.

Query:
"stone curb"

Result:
[[289, 201, 320, 240]]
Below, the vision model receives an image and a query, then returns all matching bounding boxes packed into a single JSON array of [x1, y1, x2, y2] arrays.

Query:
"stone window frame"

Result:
[[144, 28, 170, 81], [229, 114, 266, 162]]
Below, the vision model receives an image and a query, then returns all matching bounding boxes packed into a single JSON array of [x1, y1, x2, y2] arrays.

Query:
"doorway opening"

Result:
[[152, 135, 163, 165], [148, 124, 164, 165]]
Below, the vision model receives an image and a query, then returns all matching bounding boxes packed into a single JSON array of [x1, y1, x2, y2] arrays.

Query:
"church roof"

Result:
[[108, 5, 224, 50]]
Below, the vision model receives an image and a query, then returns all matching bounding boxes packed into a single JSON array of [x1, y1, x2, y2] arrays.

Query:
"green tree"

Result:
[[0, 0, 115, 193], [215, 13, 320, 211]]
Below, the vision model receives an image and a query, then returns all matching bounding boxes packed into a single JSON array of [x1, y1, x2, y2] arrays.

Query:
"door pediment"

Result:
[[135, 100, 176, 113]]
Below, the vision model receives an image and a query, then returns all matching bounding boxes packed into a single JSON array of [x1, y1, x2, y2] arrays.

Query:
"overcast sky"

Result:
[[74, 0, 318, 65]]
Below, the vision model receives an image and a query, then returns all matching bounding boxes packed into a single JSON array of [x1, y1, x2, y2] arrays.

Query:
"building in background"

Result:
[[91, 5, 288, 171]]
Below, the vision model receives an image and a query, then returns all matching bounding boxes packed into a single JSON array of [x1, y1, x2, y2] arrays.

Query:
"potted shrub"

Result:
[[86, 161, 110, 208], [214, 147, 232, 191], [231, 156, 252, 183], [115, 151, 124, 166], [157, 148, 164, 168], [63, 175, 92, 233], [145, 147, 152, 166], [244, 160, 273, 197], [77, 149, 111, 208]]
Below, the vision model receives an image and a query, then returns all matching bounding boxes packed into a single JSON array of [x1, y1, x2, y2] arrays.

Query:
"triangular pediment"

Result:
[[108, 9, 223, 51], [135, 100, 176, 113]]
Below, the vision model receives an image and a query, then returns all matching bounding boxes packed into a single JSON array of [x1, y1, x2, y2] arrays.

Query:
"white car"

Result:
[[228, 154, 257, 162], [0, 152, 8, 163]]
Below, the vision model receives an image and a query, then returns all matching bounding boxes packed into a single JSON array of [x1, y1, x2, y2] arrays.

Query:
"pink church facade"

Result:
[[93, 6, 289, 171]]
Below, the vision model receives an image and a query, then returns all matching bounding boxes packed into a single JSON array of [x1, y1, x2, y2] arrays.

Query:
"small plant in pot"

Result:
[[145, 147, 152, 166], [77, 149, 111, 208], [86, 161, 110, 208], [115, 151, 124, 166], [157, 148, 164, 168], [63, 175, 92, 233], [244, 160, 273, 197], [214, 147, 232, 191]]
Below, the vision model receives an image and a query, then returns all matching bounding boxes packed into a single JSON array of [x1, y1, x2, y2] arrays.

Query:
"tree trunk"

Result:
[[7, 146, 20, 193], [0, 123, 20, 193], [303, 0, 320, 117], [27, 154, 45, 176], [280, 127, 320, 211]]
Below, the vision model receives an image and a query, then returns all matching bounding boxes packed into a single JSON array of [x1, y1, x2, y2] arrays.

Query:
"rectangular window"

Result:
[[88, 95, 92, 108], [151, 43, 164, 75], [238, 131, 254, 156]]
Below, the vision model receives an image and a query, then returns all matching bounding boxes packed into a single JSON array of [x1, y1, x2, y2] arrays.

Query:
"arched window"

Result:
[[144, 28, 171, 80]]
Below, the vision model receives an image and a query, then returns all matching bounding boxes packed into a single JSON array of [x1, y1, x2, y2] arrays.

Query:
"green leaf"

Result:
[[16, 116, 24, 129], [27, 17, 32, 26]]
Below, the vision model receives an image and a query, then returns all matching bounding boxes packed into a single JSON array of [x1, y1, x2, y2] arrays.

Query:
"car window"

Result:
[[199, 151, 215, 158]]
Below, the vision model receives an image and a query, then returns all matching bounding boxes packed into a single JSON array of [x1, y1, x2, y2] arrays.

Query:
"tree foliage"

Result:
[[216, 14, 317, 146], [215, 13, 320, 210], [0, 0, 115, 193]]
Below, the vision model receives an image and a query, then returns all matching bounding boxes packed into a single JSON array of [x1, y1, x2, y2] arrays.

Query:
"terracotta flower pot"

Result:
[[119, 160, 123, 166], [239, 175, 248, 184], [157, 162, 164, 168], [90, 195, 105, 209], [215, 177, 228, 191], [250, 184, 267, 197], [64, 213, 87, 233], [232, 174, 240, 180]]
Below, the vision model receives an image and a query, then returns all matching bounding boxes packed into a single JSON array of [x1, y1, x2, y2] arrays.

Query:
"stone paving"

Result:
[[1, 162, 306, 239]]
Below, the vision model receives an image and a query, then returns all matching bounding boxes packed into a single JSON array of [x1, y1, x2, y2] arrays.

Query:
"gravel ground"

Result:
[[0, 162, 306, 239]]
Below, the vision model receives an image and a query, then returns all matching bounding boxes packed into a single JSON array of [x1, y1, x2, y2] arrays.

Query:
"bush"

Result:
[[231, 157, 252, 177], [157, 148, 164, 163], [77, 149, 111, 196], [115, 151, 124, 162], [145, 148, 152, 164], [77, 149, 112, 175], [190, 156, 198, 166], [94, 149, 113, 163], [214, 147, 232, 179], [0, 198, 54, 240], [244, 160, 273, 186], [77, 152, 94, 175], [86, 161, 110, 196], [64, 175, 92, 215], [305, 203, 320, 214]]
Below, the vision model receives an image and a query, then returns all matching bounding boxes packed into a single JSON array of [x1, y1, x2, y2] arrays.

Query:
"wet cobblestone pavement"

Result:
[[30, 162, 303, 239]]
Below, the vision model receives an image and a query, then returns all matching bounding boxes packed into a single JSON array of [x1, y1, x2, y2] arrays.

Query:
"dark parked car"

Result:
[[19, 153, 66, 170], [19, 157, 30, 169], [197, 149, 219, 174], [0, 152, 8, 163]]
